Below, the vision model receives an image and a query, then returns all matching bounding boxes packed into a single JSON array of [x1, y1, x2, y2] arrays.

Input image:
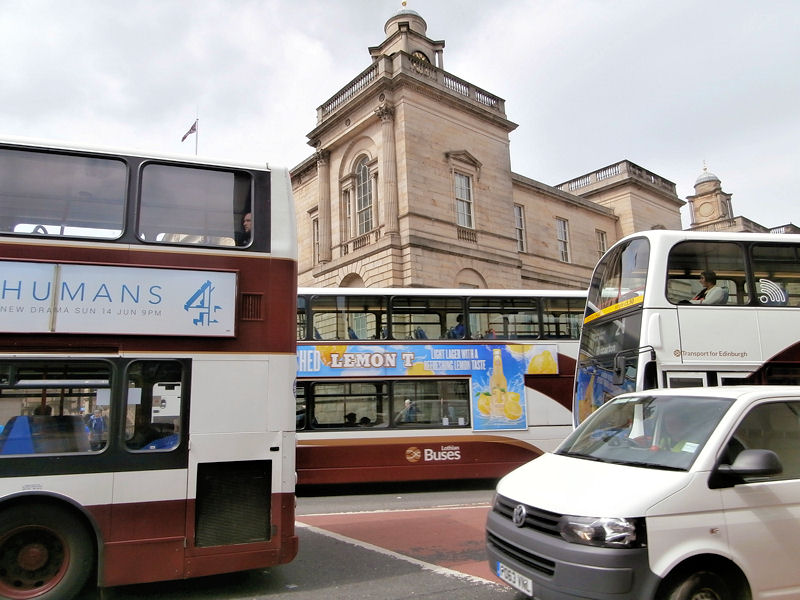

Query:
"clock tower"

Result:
[[686, 166, 733, 227]]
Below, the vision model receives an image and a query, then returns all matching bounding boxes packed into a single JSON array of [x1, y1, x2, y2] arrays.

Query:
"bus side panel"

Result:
[[676, 308, 760, 365], [296, 435, 541, 485]]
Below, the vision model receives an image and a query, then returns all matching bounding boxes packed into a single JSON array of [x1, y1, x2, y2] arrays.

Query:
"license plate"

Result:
[[496, 561, 533, 596]]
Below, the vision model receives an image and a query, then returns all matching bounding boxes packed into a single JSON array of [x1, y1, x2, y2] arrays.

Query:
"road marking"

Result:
[[299, 503, 491, 518], [296, 520, 505, 589]]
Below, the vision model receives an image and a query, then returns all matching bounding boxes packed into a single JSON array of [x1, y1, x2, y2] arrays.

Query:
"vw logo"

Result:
[[512, 504, 527, 527]]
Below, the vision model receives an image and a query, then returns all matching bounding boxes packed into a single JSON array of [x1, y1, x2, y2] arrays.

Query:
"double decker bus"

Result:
[[575, 229, 800, 422], [0, 138, 298, 599], [295, 287, 586, 485]]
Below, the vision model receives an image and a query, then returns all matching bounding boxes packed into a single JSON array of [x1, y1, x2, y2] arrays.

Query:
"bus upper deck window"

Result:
[[0, 148, 126, 239]]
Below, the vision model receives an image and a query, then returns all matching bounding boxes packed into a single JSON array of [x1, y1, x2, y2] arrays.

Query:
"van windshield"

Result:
[[557, 394, 734, 471]]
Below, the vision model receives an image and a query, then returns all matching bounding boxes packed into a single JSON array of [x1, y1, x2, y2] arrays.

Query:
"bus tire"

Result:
[[0, 503, 94, 600], [663, 570, 733, 600]]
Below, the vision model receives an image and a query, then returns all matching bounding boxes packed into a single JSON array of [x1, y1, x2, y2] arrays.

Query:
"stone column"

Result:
[[375, 105, 399, 235], [316, 150, 332, 263]]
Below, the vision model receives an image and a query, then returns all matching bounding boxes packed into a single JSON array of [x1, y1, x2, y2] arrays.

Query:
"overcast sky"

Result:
[[2, 0, 798, 228]]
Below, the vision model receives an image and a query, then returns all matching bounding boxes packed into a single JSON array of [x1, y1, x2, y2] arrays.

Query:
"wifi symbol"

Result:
[[758, 279, 787, 305]]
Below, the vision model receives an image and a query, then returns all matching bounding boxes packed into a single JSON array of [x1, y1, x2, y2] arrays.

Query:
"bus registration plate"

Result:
[[497, 561, 533, 596]]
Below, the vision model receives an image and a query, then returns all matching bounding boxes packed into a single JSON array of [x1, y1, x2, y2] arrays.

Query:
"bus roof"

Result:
[[1, 135, 278, 172], [610, 228, 800, 247], [298, 287, 587, 298]]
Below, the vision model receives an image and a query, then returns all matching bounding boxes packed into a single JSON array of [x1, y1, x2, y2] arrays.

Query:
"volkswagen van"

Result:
[[486, 386, 800, 599]]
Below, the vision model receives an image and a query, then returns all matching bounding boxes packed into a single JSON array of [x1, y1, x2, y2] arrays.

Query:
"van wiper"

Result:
[[558, 451, 604, 462], [609, 459, 684, 471]]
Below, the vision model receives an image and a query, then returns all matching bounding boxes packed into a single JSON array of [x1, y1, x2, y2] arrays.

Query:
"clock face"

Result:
[[412, 50, 429, 62], [698, 201, 715, 217]]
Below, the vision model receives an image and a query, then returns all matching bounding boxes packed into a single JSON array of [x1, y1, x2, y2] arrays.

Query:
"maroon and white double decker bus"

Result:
[[0, 138, 298, 599]]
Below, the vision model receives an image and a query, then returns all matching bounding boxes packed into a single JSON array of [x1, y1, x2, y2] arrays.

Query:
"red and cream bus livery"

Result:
[[0, 138, 298, 599], [296, 287, 585, 485]]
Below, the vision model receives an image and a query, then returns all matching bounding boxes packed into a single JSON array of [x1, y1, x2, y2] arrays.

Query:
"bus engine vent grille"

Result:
[[195, 460, 272, 547], [240, 293, 263, 321]]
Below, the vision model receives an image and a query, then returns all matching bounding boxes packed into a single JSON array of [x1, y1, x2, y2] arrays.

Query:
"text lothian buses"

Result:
[[296, 287, 585, 485], [0, 138, 298, 599], [575, 229, 800, 422]]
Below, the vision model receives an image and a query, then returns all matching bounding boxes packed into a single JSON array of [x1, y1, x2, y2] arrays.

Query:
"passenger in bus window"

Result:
[[236, 212, 252, 245], [396, 399, 418, 423], [449, 315, 465, 339], [89, 408, 107, 451], [689, 271, 728, 305]]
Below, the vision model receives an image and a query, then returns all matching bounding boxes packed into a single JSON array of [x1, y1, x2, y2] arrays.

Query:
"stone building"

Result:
[[290, 8, 683, 290]]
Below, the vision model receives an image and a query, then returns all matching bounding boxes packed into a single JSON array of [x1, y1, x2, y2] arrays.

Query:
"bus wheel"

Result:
[[0, 504, 93, 600], [663, 570, 732, 600]]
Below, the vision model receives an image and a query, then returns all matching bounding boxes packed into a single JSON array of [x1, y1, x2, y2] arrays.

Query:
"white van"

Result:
[[486, 386, 800, 600]]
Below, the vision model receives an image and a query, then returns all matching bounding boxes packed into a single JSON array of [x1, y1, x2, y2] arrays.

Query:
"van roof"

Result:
[[615, 386, 800, 403]]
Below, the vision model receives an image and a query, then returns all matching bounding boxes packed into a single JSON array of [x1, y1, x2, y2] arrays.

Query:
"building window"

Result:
[[514, 204, 526, 252], [595, 229, 608, 259], [343, 190, 352, 241], [312, 217, 319, 264], [355, 158, 373, 235], [454, 172, 473, 228], [556, 217, 570, 263]]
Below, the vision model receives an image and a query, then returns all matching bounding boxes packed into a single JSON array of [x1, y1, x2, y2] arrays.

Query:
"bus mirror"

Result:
[[613, 355, 626, 385]]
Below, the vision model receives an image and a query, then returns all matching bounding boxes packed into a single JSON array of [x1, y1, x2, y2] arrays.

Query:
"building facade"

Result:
[[290, 9, 684, 290]]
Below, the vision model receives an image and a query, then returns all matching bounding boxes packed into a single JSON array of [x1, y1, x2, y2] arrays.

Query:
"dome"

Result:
[[384, 8, 427, 36], [695, 167, 720, 185]]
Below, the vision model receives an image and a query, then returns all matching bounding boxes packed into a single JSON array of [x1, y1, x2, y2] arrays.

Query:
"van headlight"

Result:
[[558, 516, 645, 548]]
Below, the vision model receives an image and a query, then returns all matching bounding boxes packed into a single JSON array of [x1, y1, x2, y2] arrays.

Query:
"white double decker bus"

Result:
[[575, 229, 800, 422], [0, 138, 298, 599]]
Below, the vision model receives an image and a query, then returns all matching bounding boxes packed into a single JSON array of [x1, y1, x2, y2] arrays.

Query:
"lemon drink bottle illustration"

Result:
[[489, 349, 508, 418]]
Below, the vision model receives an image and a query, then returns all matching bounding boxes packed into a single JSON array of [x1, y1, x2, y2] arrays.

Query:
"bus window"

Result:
[[666, 241, 748, 305], [394, 380, 470, 427], [297, 296, 308, 340], [588, 237, 650, 312], [391, 295, 464, 340], [467, 297, 539, 339], [124, 361, 183, 452], [311, 294, 385, 340], [751, 244, 800, 307], [543, 297, 583, 339], [0, 148, 126, 239], [309, 382, 387, 428], [138, 164, 250, 247], [0, 361, 110, 455]]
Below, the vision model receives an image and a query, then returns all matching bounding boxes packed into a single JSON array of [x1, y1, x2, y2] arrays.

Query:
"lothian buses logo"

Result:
[[184, 280, 222, 327], [405, 445, 462, 463], [405, 447, 422, 463]]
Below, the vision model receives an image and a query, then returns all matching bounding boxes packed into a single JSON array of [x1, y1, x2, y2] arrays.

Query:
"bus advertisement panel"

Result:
[[298, 342, 560, 432], [0, 262, 237, 335]]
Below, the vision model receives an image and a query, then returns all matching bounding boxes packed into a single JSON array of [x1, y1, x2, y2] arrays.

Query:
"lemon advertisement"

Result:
[[297, 343, 559, 432]]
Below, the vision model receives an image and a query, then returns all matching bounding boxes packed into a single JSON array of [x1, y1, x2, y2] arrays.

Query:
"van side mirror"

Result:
[[711, 449, 783, 488]]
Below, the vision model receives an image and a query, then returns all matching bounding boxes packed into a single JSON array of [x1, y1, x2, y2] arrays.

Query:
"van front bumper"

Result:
[[486, 506, 661, 600]]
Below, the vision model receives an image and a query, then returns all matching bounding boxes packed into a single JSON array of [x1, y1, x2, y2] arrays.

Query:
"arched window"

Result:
[[355, 158, 373, 235]]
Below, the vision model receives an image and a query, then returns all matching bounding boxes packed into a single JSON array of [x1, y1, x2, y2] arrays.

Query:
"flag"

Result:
[[181, 120, 197, 142]]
